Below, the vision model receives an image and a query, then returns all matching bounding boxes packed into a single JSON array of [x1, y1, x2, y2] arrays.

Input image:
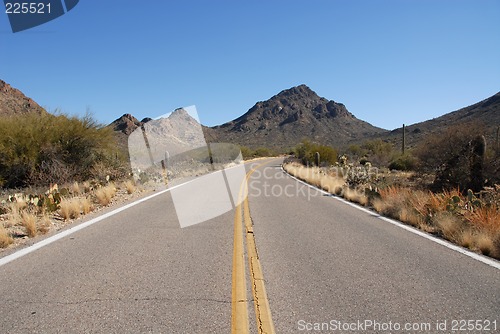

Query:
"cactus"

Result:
[[469, 135, 486, 192], [402, 124, 406, 154], [314, 151, 320, 167]]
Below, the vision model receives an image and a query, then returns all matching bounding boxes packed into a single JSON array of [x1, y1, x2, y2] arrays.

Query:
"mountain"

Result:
[[210, 84, 386, 148], [106, 85, 499, 152], [378, 91, 500, 148], [109, 113, 143, 136], [0, 80, 46, 116]]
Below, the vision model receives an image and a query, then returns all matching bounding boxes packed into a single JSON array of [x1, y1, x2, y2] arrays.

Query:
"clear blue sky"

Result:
[[1, 0, 499, 130]]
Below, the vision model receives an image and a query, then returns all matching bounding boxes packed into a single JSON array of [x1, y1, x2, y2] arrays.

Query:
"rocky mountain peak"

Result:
[[0, 79, 45, 116], [110, 113, 142, 135], [211, 84, 384, 148]]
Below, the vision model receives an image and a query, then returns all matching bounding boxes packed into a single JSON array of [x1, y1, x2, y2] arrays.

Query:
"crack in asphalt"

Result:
[[1, 296, 232, 306]]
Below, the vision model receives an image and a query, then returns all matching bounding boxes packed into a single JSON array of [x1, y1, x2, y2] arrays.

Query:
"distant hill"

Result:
[[378, 91, 500, 149], [209, 84, 386, 149], [108, 113, 153, 151], [0, 80, 46, 116]]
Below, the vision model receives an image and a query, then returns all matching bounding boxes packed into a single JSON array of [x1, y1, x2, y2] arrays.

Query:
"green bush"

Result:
[[389, 153, 417, 171], [239, 146, 276, 159], [294, 140, 337, 166], [0, 112, 124, 188]]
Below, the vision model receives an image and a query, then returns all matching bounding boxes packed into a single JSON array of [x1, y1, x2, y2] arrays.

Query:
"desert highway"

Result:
[[0, 157, 499, 333]]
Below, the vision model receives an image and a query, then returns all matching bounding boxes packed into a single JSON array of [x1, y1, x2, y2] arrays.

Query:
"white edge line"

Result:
[[0, 178, 202, 267], [281, 165, 500, 271], [0, 161, 253, 268]]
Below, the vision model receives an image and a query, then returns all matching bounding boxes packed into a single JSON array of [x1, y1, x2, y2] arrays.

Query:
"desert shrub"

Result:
[[253, 147, 274, 157], [414, 122, 490, 191], [389, 153, 417, 171], [294, 140, 337, 166], [0, 112, 124, 188], [239, 146, 276, 159], [360, 139, 394, 167]]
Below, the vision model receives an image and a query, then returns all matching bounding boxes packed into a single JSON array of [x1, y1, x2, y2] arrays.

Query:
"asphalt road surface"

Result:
[[0, 157, 499, 333]]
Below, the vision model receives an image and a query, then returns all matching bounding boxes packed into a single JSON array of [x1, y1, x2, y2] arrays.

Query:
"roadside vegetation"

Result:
[[0, 112, 128, 189], [284, 122, 500, 260], [0, 180, 141, 249], [0, 112, 145, 249]]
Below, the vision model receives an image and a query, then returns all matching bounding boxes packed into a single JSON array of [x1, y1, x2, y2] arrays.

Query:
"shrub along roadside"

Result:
[[283, 162, 500, 260], [0, 112, 127, 188], [294, 140, 338, 166]]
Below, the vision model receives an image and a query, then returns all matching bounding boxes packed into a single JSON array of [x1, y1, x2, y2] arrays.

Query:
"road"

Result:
[[0, 157, 499, 333]]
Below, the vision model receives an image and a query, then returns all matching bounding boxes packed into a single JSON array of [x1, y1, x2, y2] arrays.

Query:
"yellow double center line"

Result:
[[232, 160, 276, 334]]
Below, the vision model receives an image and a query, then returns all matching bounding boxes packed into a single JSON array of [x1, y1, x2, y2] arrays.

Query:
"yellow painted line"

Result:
[[232, 200, 249, 333], [231, 159, 276, 334], [243, 184, 276, 334]]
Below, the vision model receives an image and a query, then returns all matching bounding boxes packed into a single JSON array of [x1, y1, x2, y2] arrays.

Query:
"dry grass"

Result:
[[59, 198, 81, 220], [95, 184, 116, 206], [474, 232, 498, 257], [38, 215, 52, 234], [71, 181, 81, 195], [124, 180, 136, 194], [467, 206, 500, 233], [5, 203, 20, 228], [458, 228, 475, 249], [433, 212, 462, 242], [0, 224, 13, 248], [284, 163, 345, 194], [21, 211, 37, 237], [399, 206, 427, 230], [81, 197, 92, 214], [374, 186, 409, 219], [9, 201, 25, 219], [344, 188, 368, 206]]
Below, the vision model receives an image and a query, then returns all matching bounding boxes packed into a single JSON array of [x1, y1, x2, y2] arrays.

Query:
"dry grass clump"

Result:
[[59, 197, 82, 220], [123, 180, 136, 194], [81, 197, 92, 214], [5, 203, 20, 228], [0, 224, 13, 248], [59, 195, 92, 217], [373, 186, 409, 219], [71, 182, 82, 195], [21, 211, 37, 237], [95, 184, 116, 206], [284, 163, 345, 194], [473, 232, 498, 257], [399, 206, 428, 230], [467, 205, 500, 233], [432, 212, 463, 243], [458, 228, 475, 249], [38, 215, 52, 234], [344, 187, 368, 206]]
